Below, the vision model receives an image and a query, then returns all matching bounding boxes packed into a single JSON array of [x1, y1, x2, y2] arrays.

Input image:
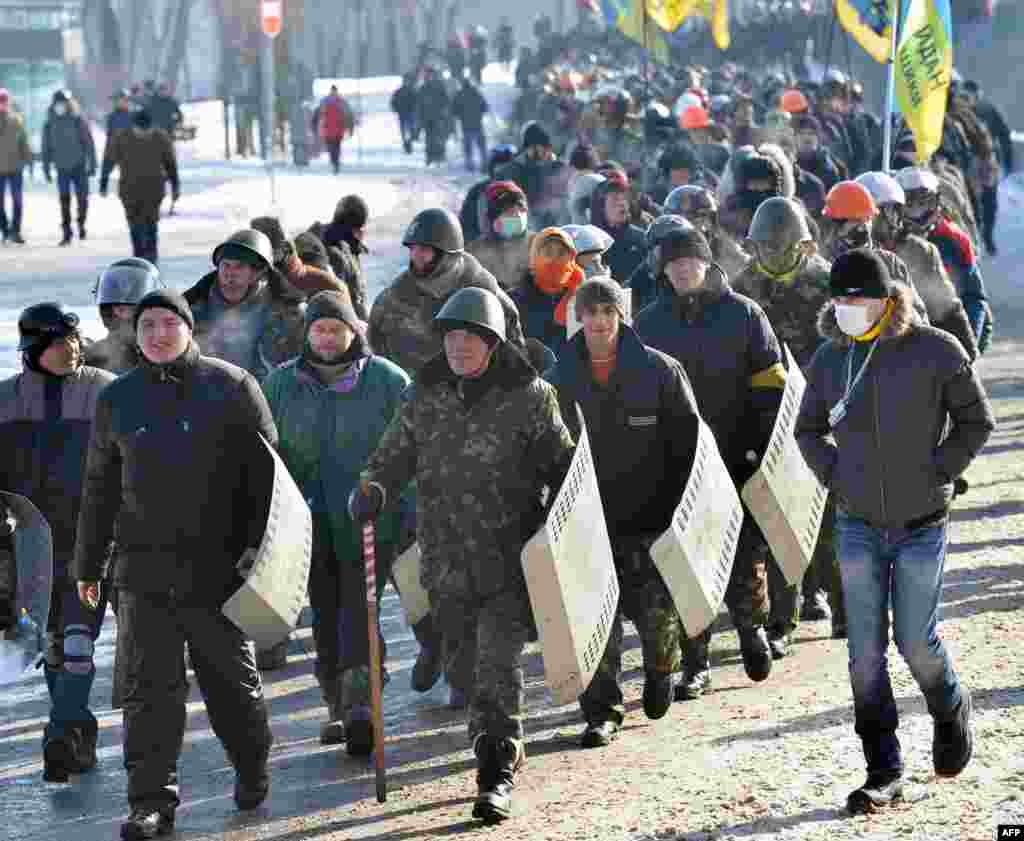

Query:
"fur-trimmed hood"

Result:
[[816, 284, 919, 345]]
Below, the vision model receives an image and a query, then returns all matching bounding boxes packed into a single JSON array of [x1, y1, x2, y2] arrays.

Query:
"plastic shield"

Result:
[[742, 345, 828, 586], [222, 437, 313, 649], [649, 419, 743, 637], [521, 406, 619, 706], [0, 492, 53, 669], [392, 542, 430, 626]]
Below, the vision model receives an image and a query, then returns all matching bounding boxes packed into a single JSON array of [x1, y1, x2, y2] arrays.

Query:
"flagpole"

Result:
[[882, 0, 901, 172]]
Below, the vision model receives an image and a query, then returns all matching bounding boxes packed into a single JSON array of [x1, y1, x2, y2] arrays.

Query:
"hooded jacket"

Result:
[[0, 110, 32, 174], [0, 364, 115, 561], [590, 181, 646, 284], [544, 326, 698, 538], [467, 231, 536, 292], [362, 343, 574, 601], [263, 351, 410, 567], [368, 250, 524, 377], [42, 99, 96, 173], [795, 287, 994, 531], [73, 343, 279, 604]]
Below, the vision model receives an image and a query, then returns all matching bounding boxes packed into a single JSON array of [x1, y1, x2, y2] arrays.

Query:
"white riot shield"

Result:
[[650, 419, 743, 637], [0, 492, 52, 670], [521, 407, 619, 706], [392, 542, 430, 626], [566, 284, 633, 339], [222, 437, 313, 649], [742, 345, 828, 586]]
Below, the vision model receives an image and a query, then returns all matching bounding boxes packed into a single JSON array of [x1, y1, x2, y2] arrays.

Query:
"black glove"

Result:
[[348, 482, 384, 524], [953, 477, 969, 497], [0, 598, 14, 633]]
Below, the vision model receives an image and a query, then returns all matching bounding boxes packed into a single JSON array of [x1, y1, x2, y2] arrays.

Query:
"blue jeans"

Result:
[[837, 512, 962, 775], [0, 169, 23, 235], [462, 126, 487, 172]]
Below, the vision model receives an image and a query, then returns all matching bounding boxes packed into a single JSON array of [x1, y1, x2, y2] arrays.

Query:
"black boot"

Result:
[[676, 629, 712, 701], [69, 718, 98, 773], [234, 764, 270, 810], [738, 626, 773, 682], [42, 735, 72, 782], [120, 807, 175, 839], [846, 771, 903, 814], [77, 198, 88, 240], [933, 690, 973, 777], [642, 670, 675, 720], [410, 616, 443, 692], [472, 733, 523, 823], [767, 626, 790, 660], [59, 193, 73, 245], [129, 224, 144, 257]]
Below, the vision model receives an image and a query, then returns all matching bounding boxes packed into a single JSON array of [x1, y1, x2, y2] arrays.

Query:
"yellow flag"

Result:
[[895, 0, 953, 161], [645, 0, 729, 49], [618, 0, 672, 63]]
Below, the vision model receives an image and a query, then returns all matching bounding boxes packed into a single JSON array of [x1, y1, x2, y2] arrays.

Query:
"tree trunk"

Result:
[[162, 0, 195, 90]]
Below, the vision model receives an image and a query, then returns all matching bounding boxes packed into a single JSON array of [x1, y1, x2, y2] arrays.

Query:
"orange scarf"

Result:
[[532, 257, 586, 325]]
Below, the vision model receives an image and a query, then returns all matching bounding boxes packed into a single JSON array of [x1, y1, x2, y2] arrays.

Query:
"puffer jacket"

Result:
[[796, 286, 995, 530], [368, 251, 524, 377], [0, 365, 114, 561], [363, 344, 574, 601], [185, 270, 306, 381], [263, 352, 410, 566], [72, 343, 279, 605], [42, 101, 96, 173], [545, 326, 698, 538]]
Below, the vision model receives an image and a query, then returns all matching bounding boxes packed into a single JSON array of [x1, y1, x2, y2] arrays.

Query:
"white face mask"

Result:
[[834, 303, 877, 337]]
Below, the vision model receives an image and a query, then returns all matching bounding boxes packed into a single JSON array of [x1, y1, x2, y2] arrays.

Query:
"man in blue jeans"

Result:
[[0, 87, 32, 244], [796, 249, 995, 814]]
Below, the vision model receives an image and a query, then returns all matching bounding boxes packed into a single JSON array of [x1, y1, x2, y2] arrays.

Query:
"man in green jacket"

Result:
[[263, 291, 410, 756]]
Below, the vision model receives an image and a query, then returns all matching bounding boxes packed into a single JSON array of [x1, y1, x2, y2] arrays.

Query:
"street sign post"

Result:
[[260, 1, 281, 205]]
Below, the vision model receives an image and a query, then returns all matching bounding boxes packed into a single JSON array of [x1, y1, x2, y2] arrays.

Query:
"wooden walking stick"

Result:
[[362, 520, 387, 803]]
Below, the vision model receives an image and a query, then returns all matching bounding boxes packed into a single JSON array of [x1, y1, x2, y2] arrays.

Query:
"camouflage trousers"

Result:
[[433, 585, 535, 742], [580, 535, 683, 727]]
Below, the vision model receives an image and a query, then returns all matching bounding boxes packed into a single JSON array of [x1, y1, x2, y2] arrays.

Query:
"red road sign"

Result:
[[261, 0, 282, 37]]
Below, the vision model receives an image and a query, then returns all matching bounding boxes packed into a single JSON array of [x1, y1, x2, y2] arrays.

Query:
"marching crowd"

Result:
[[0, 40, 1007, 841]]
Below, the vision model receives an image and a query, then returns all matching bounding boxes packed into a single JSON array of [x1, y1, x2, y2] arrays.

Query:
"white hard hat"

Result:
[[894, 166, 940, 193], [856, 171, 906, 206], [561, 224, 614, 256]]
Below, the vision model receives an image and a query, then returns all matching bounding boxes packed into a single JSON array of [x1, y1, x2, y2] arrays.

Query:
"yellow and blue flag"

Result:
[[894, 0, 953, 161], [647, 0, 730, 48], [602, 0, 673, 63], [836, 0, 895, 63]]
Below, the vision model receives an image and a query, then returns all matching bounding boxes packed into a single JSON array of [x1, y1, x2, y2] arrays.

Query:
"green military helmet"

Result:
[[434, 286, 506, 343], [664, 184, 719, 218], [402, 207, 464, 254], [212, 229, 274, 270], [747, 197, 811, 246]]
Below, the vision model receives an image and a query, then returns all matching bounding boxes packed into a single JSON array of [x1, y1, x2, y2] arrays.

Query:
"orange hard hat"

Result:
[[680, 105, 711, 130], [823, 181, 878, 221], [780, 89, 809, 113]]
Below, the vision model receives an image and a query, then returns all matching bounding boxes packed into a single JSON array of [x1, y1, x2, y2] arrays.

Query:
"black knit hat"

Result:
[[305, 290, 361, 334], [294, 231, 332, 272], [134, 289, 195, 331], [829, 248, 893, 299], [569, 143, 600, 171], [522, 121, 552, 149], [659, 227, 713, 267], [574, 277, 626, 319], [333, 194, 369, 228]]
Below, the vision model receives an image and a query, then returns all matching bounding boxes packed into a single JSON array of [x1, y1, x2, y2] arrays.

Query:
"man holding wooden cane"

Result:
[[350, 287, 574, 823]]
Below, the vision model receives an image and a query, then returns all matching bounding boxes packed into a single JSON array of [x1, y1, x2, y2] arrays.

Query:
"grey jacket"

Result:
[[796, 286, 995, 530], [42, 104, 97, 174]]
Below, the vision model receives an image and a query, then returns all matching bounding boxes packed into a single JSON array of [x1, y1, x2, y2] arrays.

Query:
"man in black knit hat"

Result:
[[73, 288, 279, 840]]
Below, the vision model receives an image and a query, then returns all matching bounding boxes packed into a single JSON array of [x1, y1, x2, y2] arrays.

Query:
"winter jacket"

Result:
[[391, 84, 417, 118], [185, 270, 306, 382], [544, 326, 698, 538], [363, 343, 574, 601], [0, 365, 115, 561], [0, 110, 32, 174], [416, 79, 451, 130], [369, 251, 523, 377], [796, 286, 995, 531], [100, 126, 179, 205], [590, 181, 647, 284], [889, 234, 977, 360], [73, 343, 279, 605], [263, 353, 410, 567], [798, 148, 843, 192], [495, 155, 570, 229], [974, 98, 1013, 171], [147, 94, 182, 134], [307, 222, 369, 319], [509, 275, 569, 360], [316, 94, 353, 141], [627, 262, 659, 317], [732, 254, 832, 367], [794, 166, 827, 217], [42, 105, 96, 174], [929, 217, 990, 345], [452, 84, 489, 130], [634, 270, 784, 474], [467, 232, 535, 291], [459, 179, 490, 243]]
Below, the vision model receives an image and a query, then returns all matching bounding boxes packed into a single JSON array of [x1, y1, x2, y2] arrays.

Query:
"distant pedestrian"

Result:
[[0, 87, 32, 244], [314, 85, 354, 174], [453, 77, 489, 172], [42, 90, 96, 246]]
